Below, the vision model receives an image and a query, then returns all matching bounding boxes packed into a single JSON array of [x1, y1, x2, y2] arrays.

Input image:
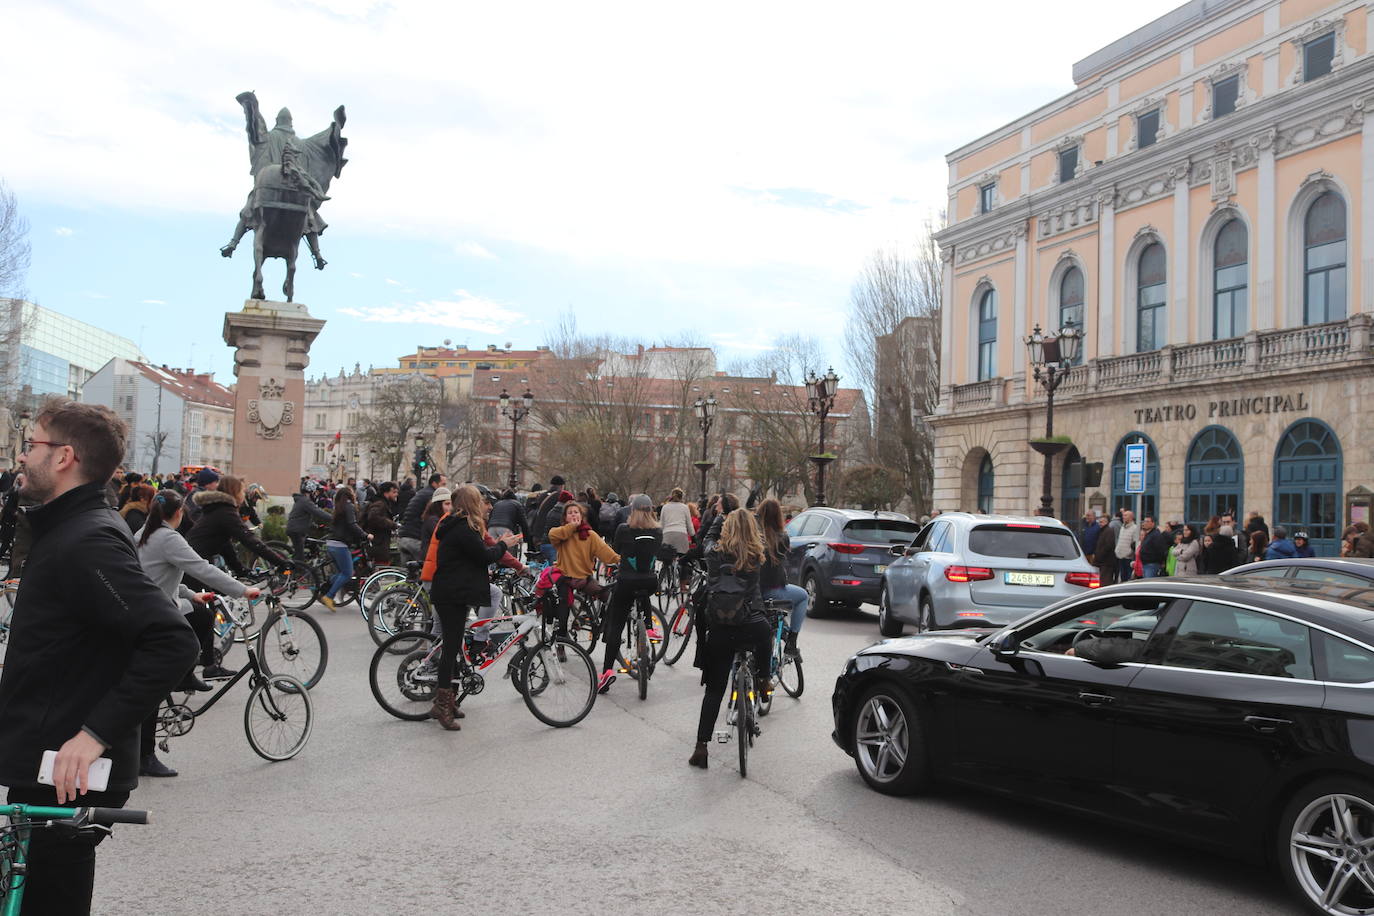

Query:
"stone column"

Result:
[[223, 299, 326, 497]]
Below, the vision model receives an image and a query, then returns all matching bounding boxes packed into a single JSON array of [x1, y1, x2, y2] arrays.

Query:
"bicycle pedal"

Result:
[[714, 730, 731, 743]]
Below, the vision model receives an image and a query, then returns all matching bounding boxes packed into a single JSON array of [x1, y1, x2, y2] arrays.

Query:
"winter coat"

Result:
[[0, 482, 198, 792], [1115, 522, 1140, 560], [120, 499, 150, 535], [137, 523, 248, 605], [398, 486, 435, 540], [487, 498, 529, 540], [1080, 522, 1101, 558], [530, 490, 563, 546], [1265, 537, 1298, 560], [329, 502, 368, 546], [1174, 539, 1201, 576], [431, 514, 507, 606], [612, 523, 663, 584], [286, 491, 333, 536], [548, 521, 620, 579], [760, 532, 791, 591], [363, 498, 398, 555], [660, 501, 693, 537], [1352, 529, 1374, 558], [186, 490, 286, 575], [1203, 536, 1240, 574], [1091, 524, 1117, 569]]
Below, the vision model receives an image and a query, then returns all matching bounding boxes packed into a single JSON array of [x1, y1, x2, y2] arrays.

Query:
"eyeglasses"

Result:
[[21, 439, 71, 456]]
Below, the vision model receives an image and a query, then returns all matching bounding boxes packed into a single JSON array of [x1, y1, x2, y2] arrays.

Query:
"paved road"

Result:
[[84, 600, 1297, 915]]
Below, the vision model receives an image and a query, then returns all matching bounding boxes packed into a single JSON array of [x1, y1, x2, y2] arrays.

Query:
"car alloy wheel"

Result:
[[1283, 782, 1374, 915], [878, 585, 904, 638], [803, 574, 827, 619], [917, 595, 935, 633], [851, 686, 927, 795]]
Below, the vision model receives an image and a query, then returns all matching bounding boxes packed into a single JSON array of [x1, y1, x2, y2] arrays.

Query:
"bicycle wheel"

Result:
[[520, 637, 596, 728], [568, 598, 599, 654], [370, 586, 431, 651], [272, 565, 320, 611], [646, 606, 670, 663], [369, 631, 438, 720], [257, 609, 328, 689], [244, 673, 313, 761], [636, 613, 650, 701], [735, 661, 751, 777], [360, 567, 407, 609], [777, 651, 804, 698], [664, 605, 693, 666]]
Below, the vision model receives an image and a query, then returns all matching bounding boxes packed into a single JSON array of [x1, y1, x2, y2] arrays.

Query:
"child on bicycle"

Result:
[[689, 508, 772, 770], [600, 494, 662, 693], [545, 501, 619, 637]]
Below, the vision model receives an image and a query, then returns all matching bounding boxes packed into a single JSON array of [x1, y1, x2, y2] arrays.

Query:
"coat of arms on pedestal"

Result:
[[247, 377, 295, 440]]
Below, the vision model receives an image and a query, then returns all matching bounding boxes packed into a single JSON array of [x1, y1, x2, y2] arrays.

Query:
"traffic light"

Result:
[[413, 447, 429, 477]]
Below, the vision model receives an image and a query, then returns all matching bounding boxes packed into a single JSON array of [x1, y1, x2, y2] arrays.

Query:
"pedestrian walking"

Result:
[[0, 401, 198, 914]]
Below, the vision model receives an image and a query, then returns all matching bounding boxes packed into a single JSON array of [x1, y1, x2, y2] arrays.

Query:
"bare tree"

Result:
[[0, 182, 29, 301], [0, 183, 35, 410], [143, 430, 170, 476], [438, 399, 483, 482], [842, 217, 943, 514], [355, 376, 443, 481]]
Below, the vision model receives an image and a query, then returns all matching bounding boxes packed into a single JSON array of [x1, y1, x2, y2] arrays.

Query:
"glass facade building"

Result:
[[1, 300, 145, 406]]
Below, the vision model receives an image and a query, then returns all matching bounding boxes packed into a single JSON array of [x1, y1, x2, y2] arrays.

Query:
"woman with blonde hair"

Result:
[[689, 507, 772, 769], [429, 485, 521, 729]]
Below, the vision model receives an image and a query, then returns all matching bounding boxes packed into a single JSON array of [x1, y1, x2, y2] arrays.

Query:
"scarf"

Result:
[[576, 521, 593, 541]]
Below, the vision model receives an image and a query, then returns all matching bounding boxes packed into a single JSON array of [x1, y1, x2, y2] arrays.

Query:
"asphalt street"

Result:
[[74, 600, 1298, 915]]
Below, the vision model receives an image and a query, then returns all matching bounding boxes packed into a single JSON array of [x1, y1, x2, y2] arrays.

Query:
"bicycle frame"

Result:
[[1, 804, 146, 914]]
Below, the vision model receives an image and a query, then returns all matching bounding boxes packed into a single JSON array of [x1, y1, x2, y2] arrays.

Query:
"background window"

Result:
[[1304, 192, 1347, 324], [1212, 75, 1239, 118], [1137, 109, 1160, 149], [977, 289, 997, 380], [1304, 33, 1335, 81], [1213, 219, 1248, 339], [1136, 243, 1167, 352], [1162, 602, 1314, 679], [1058, 147, 1079, 183], [1059, 267, 1084, 364], [979, 183, 995, 214]]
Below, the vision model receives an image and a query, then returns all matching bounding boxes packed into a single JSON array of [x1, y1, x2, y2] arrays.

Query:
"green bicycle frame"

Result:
[[0, 803, 148, 914]]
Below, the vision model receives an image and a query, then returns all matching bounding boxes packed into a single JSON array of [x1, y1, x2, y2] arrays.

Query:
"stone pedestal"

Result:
[[223, 299, 325, 496]]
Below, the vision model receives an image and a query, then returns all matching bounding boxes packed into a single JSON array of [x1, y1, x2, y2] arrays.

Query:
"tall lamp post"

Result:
[[498, 388, 534, 491], [692, 394, 718, 507], [9, 409, 30, 467], [805, 367, 840, 506], [1024, 324, 1082, 518]]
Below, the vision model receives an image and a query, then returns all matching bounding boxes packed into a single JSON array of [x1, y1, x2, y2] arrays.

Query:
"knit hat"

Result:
[[629, 493, 652, 510], [195, 468, 220, 486], [557, 490, 575, 503], [430, 487, 452, 504]]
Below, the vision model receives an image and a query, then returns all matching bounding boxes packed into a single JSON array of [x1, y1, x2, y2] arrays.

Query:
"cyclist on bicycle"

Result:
[[659, 487, 692, 557], [546, 501, 619, 636], [689, 508, 771, 770], [599, 494, 662, 693], [184, 475, 289, 581], [430, 485, 521, 731], [319, 486, 371, 611], [757, 498, 807, 661]]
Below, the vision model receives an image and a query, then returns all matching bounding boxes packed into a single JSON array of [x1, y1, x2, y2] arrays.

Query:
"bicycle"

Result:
[[369, 608, 597, 728], [664, 565, 706, 666], [156, 597, 314, 761], [207, 590, 328, 689], [0, 803, 148, 913], [616, 586, 658, 701], [714, 646, 762, 777], [758, 598, 803, 716], [365, 572, 434, 651]]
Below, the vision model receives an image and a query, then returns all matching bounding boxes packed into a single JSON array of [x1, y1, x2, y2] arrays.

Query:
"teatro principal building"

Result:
[[931, 0, 1374, 554]]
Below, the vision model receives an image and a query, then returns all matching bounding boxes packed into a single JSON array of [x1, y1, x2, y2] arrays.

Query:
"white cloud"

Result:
[[348, 272, 364, 279], [384, 278, 402, 287], [54, 226, 74, 237], [141, 298, 166, 305], [339, 290, 526, 334], [454, 241, 497, 260]]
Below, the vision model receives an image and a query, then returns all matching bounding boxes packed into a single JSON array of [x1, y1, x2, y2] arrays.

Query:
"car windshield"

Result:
[[968, 525, 1080, 559], [843, 520, 919, 544]]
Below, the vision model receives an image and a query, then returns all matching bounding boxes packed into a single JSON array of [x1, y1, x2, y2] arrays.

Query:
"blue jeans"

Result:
[[325, 542, 353, 598], [1142, 562, 1163, 578], [762, 584, 808, 633]]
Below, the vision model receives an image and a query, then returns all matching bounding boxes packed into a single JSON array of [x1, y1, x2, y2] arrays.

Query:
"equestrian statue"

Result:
[[221, 91, 348, 302]]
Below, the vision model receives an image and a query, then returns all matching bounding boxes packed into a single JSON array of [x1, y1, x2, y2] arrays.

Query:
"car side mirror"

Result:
[[988, 630, 1021, 659]]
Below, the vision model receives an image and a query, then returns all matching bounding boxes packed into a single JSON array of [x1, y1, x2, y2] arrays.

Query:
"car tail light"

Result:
[[1006, 523, 1042, 529], [1065, 571, 1100, 588], [831, 543, 866, 554], [945, 565, 994, 583], [831, 578, 862, 586]]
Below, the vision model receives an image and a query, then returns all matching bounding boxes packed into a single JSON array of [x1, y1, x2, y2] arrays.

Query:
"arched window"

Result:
[[1185, 426, 1243, 526], [1059, 267, 1084, 365], [977, 453, 994, 513], [1136, 243, 1166, 352], [1304, 192, 1347, 324], [1213, 219, 1248, 339], [977, 289, 997, 381], [1274, 419, 1342, 555]]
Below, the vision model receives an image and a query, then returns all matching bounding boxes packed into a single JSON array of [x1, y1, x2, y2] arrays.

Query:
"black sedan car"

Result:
[[831, 577, 1374, 916], [1224, 556, 1374, 589]]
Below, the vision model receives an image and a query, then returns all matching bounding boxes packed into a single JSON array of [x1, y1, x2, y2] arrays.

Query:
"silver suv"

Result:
[[877, 512, 1098, 636]]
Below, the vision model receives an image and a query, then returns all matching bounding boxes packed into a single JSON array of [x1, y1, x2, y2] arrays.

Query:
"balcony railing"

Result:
[[943, 314, 1372, 411]]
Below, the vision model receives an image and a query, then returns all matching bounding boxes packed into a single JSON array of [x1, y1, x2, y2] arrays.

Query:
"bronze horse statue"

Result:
[[221, 92, 347, 302]]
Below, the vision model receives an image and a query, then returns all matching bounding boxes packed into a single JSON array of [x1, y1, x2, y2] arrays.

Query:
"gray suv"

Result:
[[783, 508, 920, 616], [877, 512, 1098, 636]]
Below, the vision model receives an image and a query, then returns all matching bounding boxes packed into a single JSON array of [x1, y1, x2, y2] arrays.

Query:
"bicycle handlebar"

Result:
[[91, 807, 149, 825], [0, 804, 149, 826]]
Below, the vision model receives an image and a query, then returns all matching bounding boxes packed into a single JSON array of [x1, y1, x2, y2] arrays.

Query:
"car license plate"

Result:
[[874, 565, 887, 574], [1005, 571, 1054, 587]]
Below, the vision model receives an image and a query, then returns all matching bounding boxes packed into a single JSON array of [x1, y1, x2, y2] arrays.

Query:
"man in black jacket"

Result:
[[0, 401, 198, 913], [529, 475, 566, 560], [397, 472, 445, 562], [1138, 516, 1169, 578]]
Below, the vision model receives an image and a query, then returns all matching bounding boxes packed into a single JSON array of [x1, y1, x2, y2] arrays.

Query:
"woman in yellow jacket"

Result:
[[547, 501, 619, 635]]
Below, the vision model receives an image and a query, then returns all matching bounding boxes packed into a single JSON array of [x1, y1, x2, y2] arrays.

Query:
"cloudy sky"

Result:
[[4, 0, 1180, 382]]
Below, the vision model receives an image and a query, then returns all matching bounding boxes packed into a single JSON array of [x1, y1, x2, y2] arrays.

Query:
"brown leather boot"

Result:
[[688, 741, 708, 769], [431, 687, 461, 731]]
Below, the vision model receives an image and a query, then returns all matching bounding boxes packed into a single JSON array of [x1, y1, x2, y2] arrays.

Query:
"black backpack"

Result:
[[705, 560, 752, 627]]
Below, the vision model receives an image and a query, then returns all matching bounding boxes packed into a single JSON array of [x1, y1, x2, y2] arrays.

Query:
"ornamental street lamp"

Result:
[[1024, 324, 1083, 518], [499, 388, 534, 491], [805, 367, 840, 506], [692, 393, 718, 507]]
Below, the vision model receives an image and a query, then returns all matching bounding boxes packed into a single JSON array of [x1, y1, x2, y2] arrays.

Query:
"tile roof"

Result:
[[130, 361, 234, 409]]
